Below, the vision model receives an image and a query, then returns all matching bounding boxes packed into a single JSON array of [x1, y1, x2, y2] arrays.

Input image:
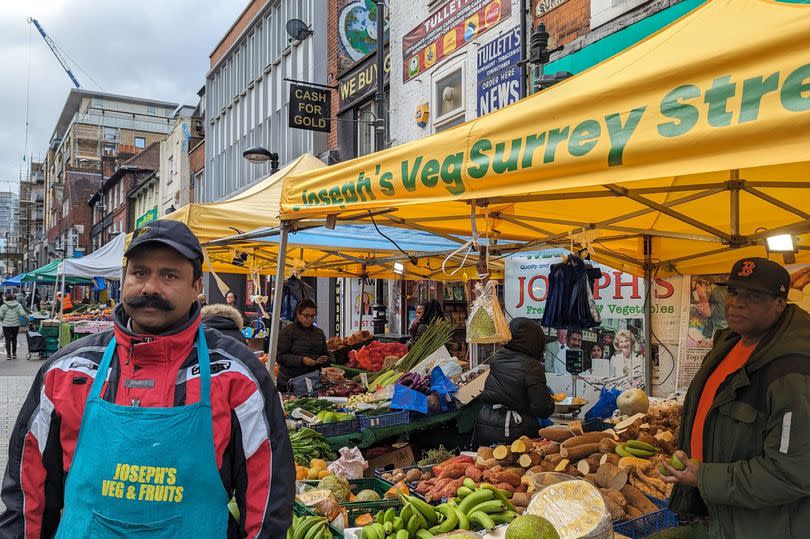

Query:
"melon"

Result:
[[317, 475, 351, 502], [506, 515, 560, 539], [354, 489, 381, 502]]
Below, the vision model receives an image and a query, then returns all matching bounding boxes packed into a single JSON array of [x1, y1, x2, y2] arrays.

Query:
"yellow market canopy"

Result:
[[278, 0, 810, 277], [163, 153, 326, 273]]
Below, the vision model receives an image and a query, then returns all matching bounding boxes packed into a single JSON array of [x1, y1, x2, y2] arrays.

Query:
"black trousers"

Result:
[[3, 326, 19, 356]]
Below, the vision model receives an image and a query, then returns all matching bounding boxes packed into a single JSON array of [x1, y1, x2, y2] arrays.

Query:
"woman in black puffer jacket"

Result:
[[475, 317, 555, 446]]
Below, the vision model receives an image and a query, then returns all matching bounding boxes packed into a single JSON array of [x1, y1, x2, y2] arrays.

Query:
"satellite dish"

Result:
[[286, 19, 313, 41]]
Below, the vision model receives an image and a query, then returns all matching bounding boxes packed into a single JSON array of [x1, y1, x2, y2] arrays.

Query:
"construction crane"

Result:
[[27, 17, 81, 88]]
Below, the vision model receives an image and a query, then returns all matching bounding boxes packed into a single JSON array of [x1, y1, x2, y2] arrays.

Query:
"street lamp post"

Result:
[[243, 147, 280, 175]]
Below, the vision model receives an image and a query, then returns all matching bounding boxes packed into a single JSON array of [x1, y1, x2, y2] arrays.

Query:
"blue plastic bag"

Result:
[[429, 366, 458, 412], [391, 383, 428, 414], [585, 387, 621, 419]]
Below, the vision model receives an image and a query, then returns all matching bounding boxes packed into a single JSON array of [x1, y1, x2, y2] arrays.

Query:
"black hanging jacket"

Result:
[[476, 318, 555, 446]]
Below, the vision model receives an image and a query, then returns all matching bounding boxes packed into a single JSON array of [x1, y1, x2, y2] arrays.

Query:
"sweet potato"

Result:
[[482, 470, 521, 487], [464, 466, 483, 483], [515, 482, 528, 493], [511, 492, 533, 507], [559, 443, 601, 461], [495, 482, 516, 494], [439, 463, 469, 480], [437, 478, 464, 499]]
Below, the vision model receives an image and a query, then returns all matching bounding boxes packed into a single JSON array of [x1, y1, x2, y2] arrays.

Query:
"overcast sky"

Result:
[[0, 0, 248, 193]]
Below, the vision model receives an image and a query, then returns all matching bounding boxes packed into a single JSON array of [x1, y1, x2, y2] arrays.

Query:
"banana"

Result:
[[303, 520, 326, 539], [462, 477, 477, 490], [392, 516, 403, 531], [293, 517, 323, 539], [415, 530, 434, 539], [451, 505, 470, 530], [432, 504, 458, 534], [627, 439, 658, 453], [411, 505, 429, 530], [456, 486, 474, 498], [489, 511, 517, 525], [320, 529, 331, 539], [479, 483, 516, 512], [407, 513, 421, 535], [467, 500, 506, 516], [384, 522, 393, 535], [458, 488, 495, 514], [469, 510, 496, 531], [625, 446, 657, 458], [376, 510, 385, 525], [383, 508, 396, 526], [407, 495, 438, 526], [615, 444, 632, 458], [399, 504, 413, 524], [361, 524, 378, 539], [395, 530, 409, 539]]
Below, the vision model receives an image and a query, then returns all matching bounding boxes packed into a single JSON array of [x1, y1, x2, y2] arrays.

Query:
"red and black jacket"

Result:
[[0, 303, 295, 538]]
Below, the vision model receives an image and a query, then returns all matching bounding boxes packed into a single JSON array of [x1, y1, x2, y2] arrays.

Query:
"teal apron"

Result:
[[56, 326, 228, 538]]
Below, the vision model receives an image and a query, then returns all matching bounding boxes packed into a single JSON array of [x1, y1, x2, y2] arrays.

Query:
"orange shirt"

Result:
[[690, 341, 756, 460], [62, 294, 74, 310]]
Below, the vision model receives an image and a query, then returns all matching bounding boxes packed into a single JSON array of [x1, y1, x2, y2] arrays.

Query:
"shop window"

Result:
[[432, 63, 465, 132], [357, 95, 390, 157]]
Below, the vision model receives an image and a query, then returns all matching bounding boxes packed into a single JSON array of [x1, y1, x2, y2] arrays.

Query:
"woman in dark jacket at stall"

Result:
[[276, 299, 332, 391], [475, 317, 556, 446]]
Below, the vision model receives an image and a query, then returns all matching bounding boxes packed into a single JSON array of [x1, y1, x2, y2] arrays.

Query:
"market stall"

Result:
[[280, 1, 809, 537], [58, 233, 125, 281]]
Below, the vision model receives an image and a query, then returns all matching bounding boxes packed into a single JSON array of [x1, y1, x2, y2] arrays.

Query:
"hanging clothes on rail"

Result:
[[280, 275, 315, 321], [541, 254, 601, 330]]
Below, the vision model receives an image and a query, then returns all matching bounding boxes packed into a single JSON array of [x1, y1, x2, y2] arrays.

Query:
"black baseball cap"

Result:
[[716, 257, 790, 299], [126, 220, 203, 262]]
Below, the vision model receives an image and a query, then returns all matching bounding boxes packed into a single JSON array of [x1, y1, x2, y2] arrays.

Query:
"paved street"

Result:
[[0, 337, 43, 512]]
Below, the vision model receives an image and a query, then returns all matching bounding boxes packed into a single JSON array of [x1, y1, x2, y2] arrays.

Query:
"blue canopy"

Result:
[[3, 272, 27, 287], [260, 224, 468, 252]]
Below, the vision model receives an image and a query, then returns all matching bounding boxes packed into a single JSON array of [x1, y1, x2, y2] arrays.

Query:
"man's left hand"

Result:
[[662, 450, 700, 488], [317, 355, 329, 364]]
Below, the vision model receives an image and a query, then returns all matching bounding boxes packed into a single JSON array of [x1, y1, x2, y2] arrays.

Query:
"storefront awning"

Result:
[[279, 0, 810, 276]]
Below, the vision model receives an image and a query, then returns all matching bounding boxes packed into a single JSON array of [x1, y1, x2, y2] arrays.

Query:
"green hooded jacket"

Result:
[[670, 304, 810, 538], [0, 300, 27, 328]]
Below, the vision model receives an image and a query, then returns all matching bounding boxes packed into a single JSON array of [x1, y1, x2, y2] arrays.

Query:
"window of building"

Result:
[[356, 95, 390, 158], [134, 136, 146, 149], [432, 62, 465, 132], [103, 142, 117, 157], [104, 127, 117, 141], [62, 199, 69, 217], [167, 155, 174, 185]]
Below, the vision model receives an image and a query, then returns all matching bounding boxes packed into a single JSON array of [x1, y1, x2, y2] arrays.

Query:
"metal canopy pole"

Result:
[[643, 235, 653, 392], [267, 223, 289, 380]]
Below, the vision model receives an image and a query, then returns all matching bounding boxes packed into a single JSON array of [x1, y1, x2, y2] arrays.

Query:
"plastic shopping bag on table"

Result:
[[584, 387, 621, 420], [429, 366, 458, 412], [466, 280, 511, 344], [391, 383, 428, 414], [327, 446, 368, 479]]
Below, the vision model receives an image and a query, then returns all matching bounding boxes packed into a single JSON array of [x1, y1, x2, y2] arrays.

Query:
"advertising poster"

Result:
[[403, 0, 511, 82], [349, 278, 376, 332], [476, 26, 522, 116], [504, 255, 680, 400], [675, 274, 726, 392], [336, 0, 389, 76]]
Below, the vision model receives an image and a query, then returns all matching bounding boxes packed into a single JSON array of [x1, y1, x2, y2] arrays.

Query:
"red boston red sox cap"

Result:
[[716, 257, 790, 299]]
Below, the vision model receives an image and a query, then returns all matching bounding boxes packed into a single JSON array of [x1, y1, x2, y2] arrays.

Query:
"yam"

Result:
[[527, 465, 545, 475], [625, 505, 644, 519], [636, 469, 668, 495], [600, 488, 628, 510], [630, 474, 665, 499], [561, 432, 613, 448], [595, 463, 629, 491], [518, 453, 541, 468], [584, 473, 600, 487], [586, 454, 603, 472], [515, 506, 526, 515], [476, 446, 495, 462], [599, 437, 620, 454], [405, 468, 423, 483], [576, 459, 592, 476], [538, 427, 574, 443], [511, 436, 533, 454], [600, 453, 621, 466], [464, 466, 483, 483], [512, 492, 533, 508], [481, 458, 499, 469], [537, 441, 561, 457], [495, 482, 516, 494], [654, 430, 674, 443], [492, 445, 512, 461], [559, 443, 601, 461], [515, 482, 528, 493], [569, 420, 585, 436], [603, 494, 626, 521], [637, 432, 659, 448], [553, 458, 570, 472], [621, 484, 659, 514]]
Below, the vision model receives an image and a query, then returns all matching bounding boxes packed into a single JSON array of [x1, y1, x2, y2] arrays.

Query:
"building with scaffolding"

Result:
[[0, 190, 21, 276], [43, 89, 180, 258], [19, 159, 46, 272]]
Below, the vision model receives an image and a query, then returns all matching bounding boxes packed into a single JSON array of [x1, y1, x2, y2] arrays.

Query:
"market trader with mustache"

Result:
[[0, 220, 294, 538]]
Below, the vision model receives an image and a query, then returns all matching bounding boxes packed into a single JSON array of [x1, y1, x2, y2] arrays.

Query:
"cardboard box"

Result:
[[454, 365, 490, 405], [364, 442, 415, 477]]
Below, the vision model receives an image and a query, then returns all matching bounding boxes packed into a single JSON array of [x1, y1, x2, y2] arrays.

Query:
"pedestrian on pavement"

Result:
[[0, 292, 27, 360], [0, 220, 294, 538], [666, 257, 810, 538], [276, 298, 331, 391]]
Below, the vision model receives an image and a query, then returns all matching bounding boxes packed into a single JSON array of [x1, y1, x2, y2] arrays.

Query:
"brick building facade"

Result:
[[48, 171, 102, 259]]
